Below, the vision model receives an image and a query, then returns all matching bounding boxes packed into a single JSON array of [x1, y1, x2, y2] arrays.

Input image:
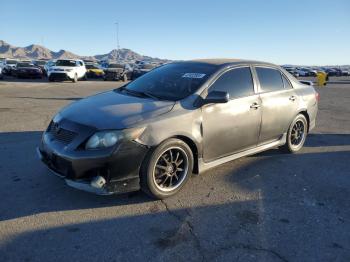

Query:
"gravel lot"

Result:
[[0, 77, 349, 262]]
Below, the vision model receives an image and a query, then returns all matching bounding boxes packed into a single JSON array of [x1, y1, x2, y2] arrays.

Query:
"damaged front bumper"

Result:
[[36, 133, 149, 195]]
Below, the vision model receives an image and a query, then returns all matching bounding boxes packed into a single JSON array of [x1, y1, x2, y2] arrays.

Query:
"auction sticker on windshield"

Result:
[[182, 73, 206, 79]]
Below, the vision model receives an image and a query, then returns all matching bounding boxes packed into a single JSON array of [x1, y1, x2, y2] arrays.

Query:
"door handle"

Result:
[[250, 102, 261, 109], [289, 95, 297, 101]]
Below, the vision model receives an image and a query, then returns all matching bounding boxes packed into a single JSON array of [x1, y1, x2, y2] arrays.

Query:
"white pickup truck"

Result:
[[48, 59, 87, 82]]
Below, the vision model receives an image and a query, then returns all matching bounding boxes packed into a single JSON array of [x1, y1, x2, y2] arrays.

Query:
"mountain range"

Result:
[[0, 40, 168, 63]]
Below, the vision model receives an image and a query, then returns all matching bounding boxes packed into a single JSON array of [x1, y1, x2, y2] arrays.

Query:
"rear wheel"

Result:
[[281, 114, 308, 153], [141, 138, 193, 199], [72, 73, 78, 83]]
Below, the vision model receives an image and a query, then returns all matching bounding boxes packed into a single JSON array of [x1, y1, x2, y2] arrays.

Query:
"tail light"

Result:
[[315, 92, 320, 102]]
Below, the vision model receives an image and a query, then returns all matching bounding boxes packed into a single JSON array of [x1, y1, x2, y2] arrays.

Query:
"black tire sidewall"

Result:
[[141, 138, 193, 199]]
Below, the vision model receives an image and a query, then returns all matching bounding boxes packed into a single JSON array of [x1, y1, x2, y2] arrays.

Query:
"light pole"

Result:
[[115, 22, 120, 61]]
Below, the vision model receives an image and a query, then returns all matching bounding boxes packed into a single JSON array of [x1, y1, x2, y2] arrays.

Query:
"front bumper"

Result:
[[104, 72, 122, 80], [17, 71, 42, 78], [37, 123, 149, 195], [49, 72, 74, 80]]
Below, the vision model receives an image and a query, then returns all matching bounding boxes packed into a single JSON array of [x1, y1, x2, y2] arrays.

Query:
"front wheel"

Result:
[[72, 73, 78, 83], [141, 138, 193, 199], [281, 114, 308, 153]]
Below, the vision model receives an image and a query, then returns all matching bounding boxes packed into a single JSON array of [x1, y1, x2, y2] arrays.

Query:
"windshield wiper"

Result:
[[118, 87, 161, 100]]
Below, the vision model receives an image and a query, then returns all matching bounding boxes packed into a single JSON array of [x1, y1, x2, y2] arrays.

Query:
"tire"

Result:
[[281, 114, 308, 153], [48, 76, 54, 82], [140, 138, 193, 199], [83, 74, 87, 81], [72, 73, 78, 83], [123, 74, 128, 82]]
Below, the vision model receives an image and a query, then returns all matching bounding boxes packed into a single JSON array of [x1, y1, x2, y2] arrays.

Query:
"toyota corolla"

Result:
[[37, 59, 318, 199]]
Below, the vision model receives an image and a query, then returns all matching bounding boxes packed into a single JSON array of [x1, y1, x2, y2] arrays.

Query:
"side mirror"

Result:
[[202, 91, 229, 105]]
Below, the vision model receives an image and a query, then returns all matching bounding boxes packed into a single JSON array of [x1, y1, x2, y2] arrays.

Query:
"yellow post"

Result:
[[316, 72, 327, 86]]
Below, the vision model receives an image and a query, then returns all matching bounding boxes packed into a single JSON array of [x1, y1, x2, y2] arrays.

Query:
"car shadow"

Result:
[[0, 131, 349, 261]]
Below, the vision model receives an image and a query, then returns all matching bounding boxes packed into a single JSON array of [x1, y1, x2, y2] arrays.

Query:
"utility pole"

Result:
[[115, 22, 120, 61]]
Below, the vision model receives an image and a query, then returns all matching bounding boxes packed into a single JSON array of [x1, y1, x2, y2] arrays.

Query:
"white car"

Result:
[[1, 59, 18, 75], [0, 66, 3, 80], [48, 59, 87, 82], [44, 60, 56, 76]]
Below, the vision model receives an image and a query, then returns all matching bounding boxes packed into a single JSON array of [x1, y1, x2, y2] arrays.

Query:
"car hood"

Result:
[[51, 66, 76, 70], [59, 90, 175, 129]]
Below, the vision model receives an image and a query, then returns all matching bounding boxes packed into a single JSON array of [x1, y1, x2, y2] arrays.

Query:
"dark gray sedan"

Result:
[[37, 59, 318, 199]]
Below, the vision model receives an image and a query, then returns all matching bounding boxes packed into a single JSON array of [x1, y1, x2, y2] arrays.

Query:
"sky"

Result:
[[0, 0, 349, 65]]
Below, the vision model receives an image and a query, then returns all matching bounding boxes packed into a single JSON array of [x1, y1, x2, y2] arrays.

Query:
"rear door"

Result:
[[202, 66, 261, 162], [254, 66, 298, 144]]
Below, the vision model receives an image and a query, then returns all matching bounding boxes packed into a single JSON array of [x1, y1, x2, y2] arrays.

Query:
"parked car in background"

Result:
[[283, 67, 300, 77], [48, 59, 87, 82], [32, 60, 48, 76], [15, 62, 43, 78], [326, 68, 341, 77], [2, 59, 18, 75], [37, 59, 318, 199], [44, 60, 56, 76], [341, 69, 350, 76], [86, 63, 104, 78], [132, 63, 157, 79], [103, 63, 132, 81]]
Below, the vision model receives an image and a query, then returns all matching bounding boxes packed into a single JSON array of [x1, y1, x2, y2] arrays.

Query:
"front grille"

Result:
[[50, 73, 68, 79], [47, 121, 77, 145]]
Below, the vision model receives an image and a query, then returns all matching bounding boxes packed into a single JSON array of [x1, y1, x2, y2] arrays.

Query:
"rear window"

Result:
[[56, 60, 77, 67], [256, 67, 284, 92]]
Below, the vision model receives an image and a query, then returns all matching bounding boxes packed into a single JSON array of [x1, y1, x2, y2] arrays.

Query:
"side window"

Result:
[[209, 67, 254, 99], [282, 74, 293, 89], [256, 67, 284, 92]]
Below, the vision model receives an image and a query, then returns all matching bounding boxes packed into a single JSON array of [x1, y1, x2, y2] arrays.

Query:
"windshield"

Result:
[[56, 60, 77, 67], [125, 62, 218, 101], [86, 64, 100, 69], [108, 64, 124, 69], [17, 63, 33, 67], [7, 60, 17, 64], [34, 61, 46, 65]]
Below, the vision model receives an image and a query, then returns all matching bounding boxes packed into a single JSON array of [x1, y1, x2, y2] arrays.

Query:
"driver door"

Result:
[[202, 67, 261, 162]]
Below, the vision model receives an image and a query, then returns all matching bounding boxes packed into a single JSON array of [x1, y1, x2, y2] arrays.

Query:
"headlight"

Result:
[[85, 128, 145, 150]]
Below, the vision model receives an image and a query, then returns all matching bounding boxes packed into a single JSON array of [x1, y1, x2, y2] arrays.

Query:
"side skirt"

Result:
[[198, 134, 287, 174]]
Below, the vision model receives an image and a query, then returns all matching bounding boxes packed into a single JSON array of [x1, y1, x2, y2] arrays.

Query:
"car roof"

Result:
[[186, 58, 276, 67]]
